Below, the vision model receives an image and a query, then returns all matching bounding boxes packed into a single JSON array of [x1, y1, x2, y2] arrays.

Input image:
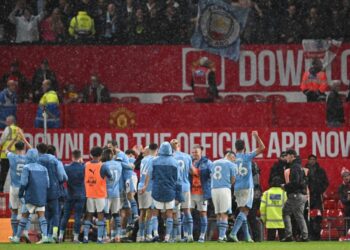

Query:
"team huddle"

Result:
[[6, 129, 265, 244]]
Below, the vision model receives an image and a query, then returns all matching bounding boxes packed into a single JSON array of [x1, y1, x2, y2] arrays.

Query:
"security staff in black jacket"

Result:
[[281, 149, 309, 242]]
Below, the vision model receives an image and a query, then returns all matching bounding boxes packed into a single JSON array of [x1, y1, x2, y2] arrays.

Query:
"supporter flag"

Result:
[[302, 39, 342, 69], [191, 0, 250, 61]]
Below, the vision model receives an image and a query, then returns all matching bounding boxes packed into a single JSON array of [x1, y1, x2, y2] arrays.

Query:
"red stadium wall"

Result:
[[1, 44, 350, 93], [15, 103, 350, 129]]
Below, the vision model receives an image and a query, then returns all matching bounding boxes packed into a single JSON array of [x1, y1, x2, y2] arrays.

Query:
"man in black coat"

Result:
[[305, 154, 329, 240], [327, 80, 344, 127], [268, 151, 288, 186]]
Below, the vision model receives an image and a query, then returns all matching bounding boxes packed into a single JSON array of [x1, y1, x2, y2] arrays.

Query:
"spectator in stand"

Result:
[[101, 3, 124, 43], [338, 167, 350, 222], [304, 154, 329, 241], [62, 83, 82, 103], [1, 60, 30, 103], [69, 8, 96, 42], [303, 7, 325, 39], [92, 0, 107, 40], [122, 0, 136, 38], [32, 59, 58, 103], [75, 0, 95, 17], [326, 80, 345, 127], [191, 57, 218, 103], [0, 80, 17, 129], [268, 151, 288, 186], [58, 0, 75, 27], [241, 1, 264, 44], [280, 4, 302, 44], [82, 75, 111, 103], [34, 79, 60, 128], [128, 8, 149, 44], [327, 8, 343, 39], [160, 5, 180, 44], [144, 0, 162, 43], [8, 3, 45, 43], [40, 8, 66, 42], [300, 58, 328, 102]]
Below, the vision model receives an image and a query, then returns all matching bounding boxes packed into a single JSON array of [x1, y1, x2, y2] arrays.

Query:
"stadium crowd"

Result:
[[0, 0, 350, 45]]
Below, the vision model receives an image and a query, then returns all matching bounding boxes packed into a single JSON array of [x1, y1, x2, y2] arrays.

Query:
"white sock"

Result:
[[200, 233, 205, 239]]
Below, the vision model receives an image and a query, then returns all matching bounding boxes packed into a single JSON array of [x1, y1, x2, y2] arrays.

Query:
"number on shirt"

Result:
[[213, 165, 222, 180], [177, 160, 185, 173], [237, 163, 248, 176], [16, 164, 25, 176]]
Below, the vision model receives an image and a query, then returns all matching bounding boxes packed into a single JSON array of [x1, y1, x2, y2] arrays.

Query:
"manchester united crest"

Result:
[[109, 107, 136, 129]]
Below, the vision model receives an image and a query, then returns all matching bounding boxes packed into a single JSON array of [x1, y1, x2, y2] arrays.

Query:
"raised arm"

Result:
[[252, 131, 265, 156]]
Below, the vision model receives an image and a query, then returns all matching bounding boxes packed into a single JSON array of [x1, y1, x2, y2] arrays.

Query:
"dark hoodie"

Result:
[[284, 157, 307, 195]]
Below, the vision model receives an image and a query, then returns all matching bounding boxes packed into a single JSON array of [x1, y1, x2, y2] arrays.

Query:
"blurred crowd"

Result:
[[0, 0, 350, 45]]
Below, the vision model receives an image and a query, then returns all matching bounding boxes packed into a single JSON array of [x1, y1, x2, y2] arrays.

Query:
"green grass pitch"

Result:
[[0, 241, 349, 250]]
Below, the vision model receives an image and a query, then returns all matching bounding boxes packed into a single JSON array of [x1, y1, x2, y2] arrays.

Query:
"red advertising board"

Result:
[[23, 128, 350, 162], [1, 44, 349, 93], [21, 128, 349, 192]]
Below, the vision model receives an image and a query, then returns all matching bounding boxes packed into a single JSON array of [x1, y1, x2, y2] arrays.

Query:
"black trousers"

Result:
[[0, 158, 9, 192], [267, 228, 285, 241]]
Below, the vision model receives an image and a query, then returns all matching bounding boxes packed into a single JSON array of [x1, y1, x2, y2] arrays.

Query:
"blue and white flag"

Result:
[[191, 0, 250, 61]]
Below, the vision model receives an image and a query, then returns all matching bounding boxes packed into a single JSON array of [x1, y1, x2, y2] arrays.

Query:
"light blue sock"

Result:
[[177, 217, 182, 237], [185, 213, 193, 236], [138, 221, 145, 237], [166, 218, 173, 237], [218, 220, 228, 239], [114, 215, 121, 237], [96, 220, 104, 241], [130, 199, 138, 218], [146, 219, 152, 236], [151, 216, 159, 235], [242, 220, 251, 240], [83, 220, 91, 239], [25, 214, 32, 231], [172, 220, 178, 239], [200, 216, 208, 236], [11, 213, 18, 236], [38, 216, 48, 237], [231, 212, 245, 236], [16, 217, 28, 238]]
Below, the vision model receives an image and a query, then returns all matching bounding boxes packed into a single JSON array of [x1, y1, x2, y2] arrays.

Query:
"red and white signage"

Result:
[[1, 44, 349, 93]]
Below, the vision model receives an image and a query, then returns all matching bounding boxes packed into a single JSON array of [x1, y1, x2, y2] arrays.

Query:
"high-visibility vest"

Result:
[[84, 161, 107, 198], [260, 187, 286, 229], [300, 71, 328, 93], [192, 66, 211, 99], [0, 124, 20, 159]]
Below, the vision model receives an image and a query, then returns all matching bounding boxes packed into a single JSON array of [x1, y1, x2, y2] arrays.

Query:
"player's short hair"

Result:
[[15, 141, 25, 151], [224, 150, 235, 157], [101, 148, 113, 162], [235, 139, 245, 151], [107, 140, 118, 147], [90, 146, 103, 157], [280, 151, 287, 157], [47, 145, 56, 155], [36, 143, 48, 154], [149, 143, 158, 151], [72, 149, 81, 159], [125, 149, 136, 157], [193, 144, 203, 151], [170, 139, 179, 150]]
